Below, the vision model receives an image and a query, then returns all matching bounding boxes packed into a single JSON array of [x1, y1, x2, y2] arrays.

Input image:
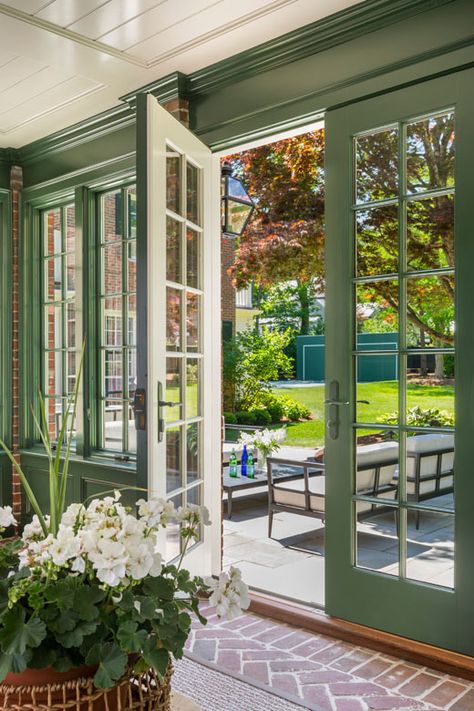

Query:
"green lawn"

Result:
[[272, 381, 454, 447]]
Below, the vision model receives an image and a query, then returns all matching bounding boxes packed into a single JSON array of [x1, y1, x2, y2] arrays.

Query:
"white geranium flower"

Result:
[[0, 506, 16, 530], [88, 538, 128, 587], [22, 515, 50, 542], [49, 528, 81, 567], [176, 504, 211, 527], [137, 498, 176, 527], [60, 503, 85, 530], [205, 566, 249, 619]]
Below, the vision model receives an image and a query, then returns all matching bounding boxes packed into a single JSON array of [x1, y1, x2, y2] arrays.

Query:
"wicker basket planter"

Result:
[[0, 663, 172, 711]]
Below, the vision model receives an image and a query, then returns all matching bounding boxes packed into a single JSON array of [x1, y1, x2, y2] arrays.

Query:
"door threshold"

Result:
[[249, 591, 474, 681]]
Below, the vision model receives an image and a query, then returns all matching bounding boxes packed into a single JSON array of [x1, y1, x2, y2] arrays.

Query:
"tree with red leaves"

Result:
[[226, 131, 325, 335]]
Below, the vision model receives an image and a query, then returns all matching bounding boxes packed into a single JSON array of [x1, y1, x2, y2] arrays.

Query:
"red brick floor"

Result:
[[185, 603, 473, 711]]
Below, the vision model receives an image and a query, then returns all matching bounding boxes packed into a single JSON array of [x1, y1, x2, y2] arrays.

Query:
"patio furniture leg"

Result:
[[227, 491, 232, 520], [268, 508, 274, 538], [416, 509, 421, 530]]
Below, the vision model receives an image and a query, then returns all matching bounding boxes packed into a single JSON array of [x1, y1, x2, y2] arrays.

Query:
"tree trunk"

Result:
[[434, 352, 444, 380], [298, 283, 311, 335]]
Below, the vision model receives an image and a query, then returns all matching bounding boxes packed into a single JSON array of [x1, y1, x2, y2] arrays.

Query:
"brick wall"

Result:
[[221, 238, 236, 336], [10, 165, 22, 518]]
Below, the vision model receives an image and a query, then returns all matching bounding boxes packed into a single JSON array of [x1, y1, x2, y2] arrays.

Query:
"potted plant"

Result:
[[238, 427, 287, 473], [0, 358, 249, 708]]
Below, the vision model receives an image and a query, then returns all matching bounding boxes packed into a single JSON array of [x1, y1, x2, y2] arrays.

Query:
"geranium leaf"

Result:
[[87, 644, 127, 689], [42, 608, 79, 634], [0, 610, 46, 655], [0, 654, 12, 679], [142, 638, 169, 678], [55, 620, 98, 648], [74, 587, 104, 622], [143, 577, 174, 601], [116, 621, 147, 653], [45, 580, 76, 611]]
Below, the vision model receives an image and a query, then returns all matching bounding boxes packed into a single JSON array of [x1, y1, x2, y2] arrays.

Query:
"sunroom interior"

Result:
[[0, 0, 473, 707]]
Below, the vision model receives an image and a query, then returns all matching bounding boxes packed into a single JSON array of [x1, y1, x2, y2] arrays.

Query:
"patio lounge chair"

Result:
[[405, 433, 454, 528], [268, 441, 399, 537]]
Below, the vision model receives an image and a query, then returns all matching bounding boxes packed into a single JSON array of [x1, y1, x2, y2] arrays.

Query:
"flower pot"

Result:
[[0, 664, 124, 711], [0, 663, 173, 711]]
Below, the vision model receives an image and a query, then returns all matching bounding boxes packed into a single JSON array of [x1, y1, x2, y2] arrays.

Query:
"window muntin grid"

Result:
[[352, 110, 455, 589], [98, 186, 137, 456], [41, 204, 76, 444], [164, 143, 204, 559]]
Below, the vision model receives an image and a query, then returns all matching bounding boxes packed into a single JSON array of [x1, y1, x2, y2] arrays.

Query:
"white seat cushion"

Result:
[[273, 476, 325, 513]]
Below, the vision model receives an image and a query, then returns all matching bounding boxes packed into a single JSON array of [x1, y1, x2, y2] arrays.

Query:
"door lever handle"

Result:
[[356, 399, 370, 404], [158, 400, 182, 407]]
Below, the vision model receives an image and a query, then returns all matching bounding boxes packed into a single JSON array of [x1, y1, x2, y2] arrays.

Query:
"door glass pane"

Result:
[[407, 194, 454, 271], [355, 281, 399, 348], [166, 357, 183, 423], [406, 357, 455, 416], [166, 287, 182, 351], [186, 162, 199, 225], [406, 275, 454, 349], [186, 359, 200, 419], [187, 423, 200, 484], [356, 205, 398, 277], [166, 146, 181, 215], [355, 430, 399, 502], [186, 228, 200, 289], [406, 111, 454, 194], [102, 191, 122, 242], [405, 432, 454, 512], [166, 493, 183, 560], [166, 425, 182, 493], [355, 128, 398, 204], [355, 355, 398, 423], [166, 216, 181, 283], [406, 510, 454, 588], [355, 502, 399, 577], [186, 292, 200, 352]]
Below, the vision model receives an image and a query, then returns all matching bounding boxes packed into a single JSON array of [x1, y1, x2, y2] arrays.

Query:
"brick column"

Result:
[[10, 165, 22, 518], [163, 98, 189, 127]]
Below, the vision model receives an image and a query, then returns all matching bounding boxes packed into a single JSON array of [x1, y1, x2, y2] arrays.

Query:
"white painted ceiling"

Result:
[[0, 0, 364, 148]]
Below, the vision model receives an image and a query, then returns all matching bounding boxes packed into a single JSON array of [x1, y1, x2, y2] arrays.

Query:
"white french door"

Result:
[[137, 94, 221, 577]]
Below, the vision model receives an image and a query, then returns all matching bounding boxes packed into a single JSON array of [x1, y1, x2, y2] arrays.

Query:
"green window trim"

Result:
[[20, 170, 138, 470]]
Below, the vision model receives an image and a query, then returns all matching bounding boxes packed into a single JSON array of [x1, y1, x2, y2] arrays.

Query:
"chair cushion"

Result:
[[273, 476, 325, 513], [406, 433, 454, 453], [356, 442, 398, 496]]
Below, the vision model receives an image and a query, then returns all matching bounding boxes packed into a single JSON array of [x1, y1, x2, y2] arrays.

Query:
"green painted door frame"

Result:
[[325, 68, 474, 653]]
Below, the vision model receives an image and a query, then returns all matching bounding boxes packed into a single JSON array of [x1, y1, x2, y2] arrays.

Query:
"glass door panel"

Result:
[[325, 69, 473, 653], [136, 94, 221, 577]]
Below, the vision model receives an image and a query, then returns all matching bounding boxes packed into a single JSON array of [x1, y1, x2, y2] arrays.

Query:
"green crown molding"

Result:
[[200, 36, 474, 151], [186, 0, 456, 97], [119, 71, 189, 108]]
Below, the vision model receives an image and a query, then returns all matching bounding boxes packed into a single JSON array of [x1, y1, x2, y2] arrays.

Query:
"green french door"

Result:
[[324, 68, 474, 653]]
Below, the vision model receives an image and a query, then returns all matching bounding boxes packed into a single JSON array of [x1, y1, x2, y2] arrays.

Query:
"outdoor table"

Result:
[[222, 463, 312, 519]]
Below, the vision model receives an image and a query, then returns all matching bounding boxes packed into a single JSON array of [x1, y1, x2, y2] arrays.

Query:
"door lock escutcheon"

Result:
[[325, 380, 349, 440], [133, 388, 146, 431]]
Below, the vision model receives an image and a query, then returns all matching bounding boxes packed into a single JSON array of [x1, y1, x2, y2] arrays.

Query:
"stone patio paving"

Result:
[[223, 492, 454, 607], [186, 601, 473, 711]]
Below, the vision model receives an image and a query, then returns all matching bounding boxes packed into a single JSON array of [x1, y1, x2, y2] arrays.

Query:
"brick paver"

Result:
[[185, 603, 474, 710]]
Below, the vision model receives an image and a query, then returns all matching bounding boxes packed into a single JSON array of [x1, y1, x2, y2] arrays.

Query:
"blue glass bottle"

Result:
[[241, 444, 248, 476]]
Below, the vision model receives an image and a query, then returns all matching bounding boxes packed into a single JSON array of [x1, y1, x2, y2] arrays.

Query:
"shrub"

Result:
[[235, 410, 257, 425], [378, 406, 454, 432], [263, 394, 286, 423], [443, 354, 455, 378], [250, 408, 272, 426], [224, 412, 237, 424], [277, 394, 311, 421]]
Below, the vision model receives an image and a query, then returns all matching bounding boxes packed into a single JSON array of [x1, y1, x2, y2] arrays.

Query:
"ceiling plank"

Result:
[[69, 0, 167, 40]]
